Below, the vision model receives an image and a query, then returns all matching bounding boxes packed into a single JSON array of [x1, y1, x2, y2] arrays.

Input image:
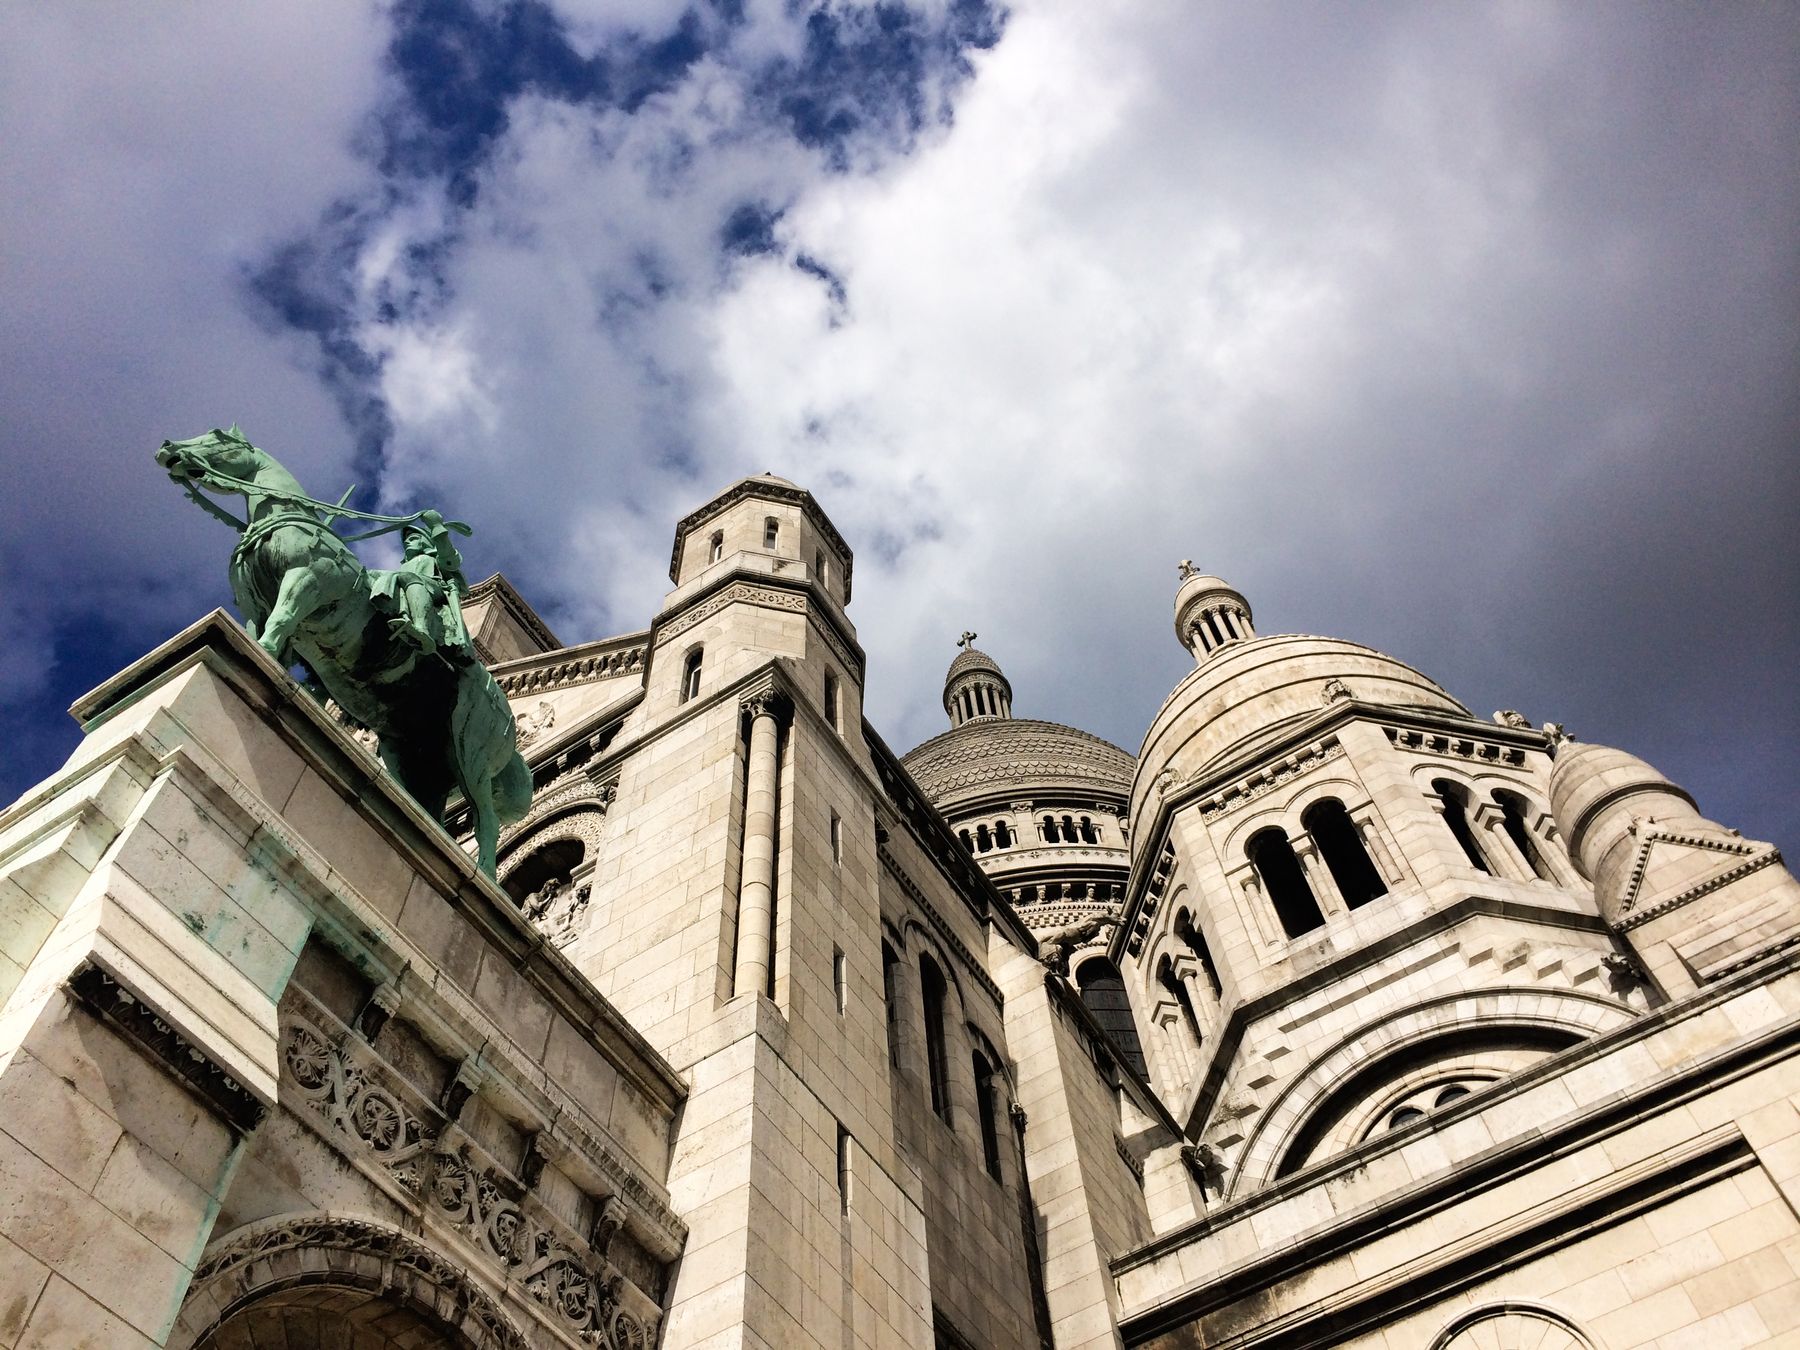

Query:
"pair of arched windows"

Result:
[[1435, 781, 1557, 881], [1248, 799, 1389, 940]]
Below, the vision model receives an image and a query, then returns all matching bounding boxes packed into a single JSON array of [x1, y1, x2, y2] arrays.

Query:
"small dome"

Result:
[[946, 646, 1005, 683], [1548, 739, 1702, 887], [903, 718, 1135, 814], [1132, 633, 1467, 832]]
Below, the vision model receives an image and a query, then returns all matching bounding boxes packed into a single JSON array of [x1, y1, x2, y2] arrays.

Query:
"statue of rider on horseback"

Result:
[[155, 426, 531, 878]]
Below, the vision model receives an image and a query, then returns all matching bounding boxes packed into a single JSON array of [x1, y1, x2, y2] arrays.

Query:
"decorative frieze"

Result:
[[280, 1013, 658, 1349], [1384, 725, 1526, 766], [1196, 738, 1345, 821], [497, 643, 647, 698]]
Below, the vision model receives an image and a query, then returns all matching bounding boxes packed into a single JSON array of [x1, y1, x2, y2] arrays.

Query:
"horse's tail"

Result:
[[494, 750, 532, 826]]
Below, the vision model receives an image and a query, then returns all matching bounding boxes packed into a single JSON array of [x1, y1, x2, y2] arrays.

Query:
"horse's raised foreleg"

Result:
[[259, 558, 348, 660], [467, 774, 501, 879]]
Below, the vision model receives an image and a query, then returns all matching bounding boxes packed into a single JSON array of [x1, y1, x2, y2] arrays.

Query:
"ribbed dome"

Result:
[[1133, 633, 1467, 825], [946, 646, 1005, 683], [903, 718, 1135, 813], [1547, 739, 1703, 891]]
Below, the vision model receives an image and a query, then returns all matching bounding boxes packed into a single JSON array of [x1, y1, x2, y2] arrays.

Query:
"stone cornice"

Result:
[[651, 570, 866, 681], [667, 477, 855, 600], [492, 631, 650, 699]]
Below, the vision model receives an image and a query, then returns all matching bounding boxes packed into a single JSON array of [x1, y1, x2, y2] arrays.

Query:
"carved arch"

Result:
[[1219, 774, 1370, 857], [170, 1213, 528, 1350], [1226, 987, 1635, 1196], [1429, 1302, 1594, 1349]]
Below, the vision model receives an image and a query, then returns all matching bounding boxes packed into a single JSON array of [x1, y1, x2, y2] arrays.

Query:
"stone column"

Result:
[[733, 695, 780, 999], [1472, 802, 1533, 883], [1294, 834, 1346, 915], [1179, 966, 1213, 1033], [1353, 811, 1404, 886]]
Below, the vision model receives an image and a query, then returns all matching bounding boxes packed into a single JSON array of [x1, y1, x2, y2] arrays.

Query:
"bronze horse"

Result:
[[156, 427, 530, 875]]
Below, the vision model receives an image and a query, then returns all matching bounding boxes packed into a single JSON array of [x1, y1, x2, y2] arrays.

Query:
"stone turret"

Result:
[[1173, 566, 1255, 663], [943, 640, 1014, 726], [1549, 736, 1800, 994]]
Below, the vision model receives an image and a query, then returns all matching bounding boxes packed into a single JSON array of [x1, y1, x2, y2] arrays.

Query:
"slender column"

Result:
[[1294, 834, 1347, 915], [1472, 802, 1533, 882], [1354, 812, 1404, 885], [1178, 966, 1214, 1034], [734, 696, 780, 998]]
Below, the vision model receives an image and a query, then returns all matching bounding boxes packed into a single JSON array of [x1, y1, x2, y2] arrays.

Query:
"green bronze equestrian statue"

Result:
[[156, 426, 531, 877]]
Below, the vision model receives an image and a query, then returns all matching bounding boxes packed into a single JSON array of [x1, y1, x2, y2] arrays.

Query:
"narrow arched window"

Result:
[[815, 548, 828, 587], [881, 941, 901, 1066], [680, 646, 704, 703], [994, 820, 1012, 848], [1079, 816, 1098, 844], [959, 829, 973, 852], [1434, 780, 1491, 873], [823, 670, 840, 730], [763, 516, 779, 549], [1158, 956, 1203, 1055], [1302, 799, 1387, 908], [1496, 791, 1553, 881], [972, 1050, 1003, 1179], [920, 954, 952, 1121], [976, 824, 992, 852], [1060, 814, 1078, 843], [1175, 910, 1223, 999], [1249, 827, 1325, 938], [1075, 957, 1149, 1079], [1042, 815, 1058, 843], [707, 530, 723, 564]]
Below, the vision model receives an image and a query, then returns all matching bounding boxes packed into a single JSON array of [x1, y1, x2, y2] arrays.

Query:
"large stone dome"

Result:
[[1131, 632, 1467, 827], [904, 717, 1135, 814]]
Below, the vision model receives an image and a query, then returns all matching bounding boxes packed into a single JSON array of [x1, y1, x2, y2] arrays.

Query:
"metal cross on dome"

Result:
[[957, 631, 978, 650]]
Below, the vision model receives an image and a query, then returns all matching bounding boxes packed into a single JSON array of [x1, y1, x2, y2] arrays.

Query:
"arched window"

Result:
[[1042, 815, 1058, 843], [1301, 799, 1387, 908], [1079, 816, 1098, 845], [1158, 956, 1203, 1061], [958, 828, 974, 852], [815, 548, 828, 587], [975, 824, 992, 852], [823, 670, 840, 730], [762, 516, 779, 549], [1060, 815, 1078, 843], [994, 820, 1012, 849], [1174, 910, 1223, 999], [502, 838, 585, 907], [707, 530, 723, 564], [919, 954, 952, 1121], [881, 941, 901, 1066], [1434, 780, 1491, 873], [1074, 957, 1150, 1079], [680, 646, 703, 703], [972, 1049, 1003, 1179], [1496, 791, 1553, 881], [1248, 828, 1325, 938]]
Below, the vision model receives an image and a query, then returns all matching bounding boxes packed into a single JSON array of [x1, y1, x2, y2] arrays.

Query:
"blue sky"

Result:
[[2, 1, 1796, 850]]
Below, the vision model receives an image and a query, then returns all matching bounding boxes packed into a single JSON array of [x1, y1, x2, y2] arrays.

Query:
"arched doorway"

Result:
[[171, 1215, 528, 1350]]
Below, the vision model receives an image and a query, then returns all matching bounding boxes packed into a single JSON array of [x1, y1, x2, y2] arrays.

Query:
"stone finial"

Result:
[[1177, 559, 1199, 579]]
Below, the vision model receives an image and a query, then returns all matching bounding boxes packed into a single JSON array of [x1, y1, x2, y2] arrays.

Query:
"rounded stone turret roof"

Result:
[[1132, 632, 1468, 827], [946, 646, 1006, 683], [903, 718, 1135, 813]]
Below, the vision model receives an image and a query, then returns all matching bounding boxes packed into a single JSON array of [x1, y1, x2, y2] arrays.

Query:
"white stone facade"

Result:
[[2, 472, 1798, 1349]]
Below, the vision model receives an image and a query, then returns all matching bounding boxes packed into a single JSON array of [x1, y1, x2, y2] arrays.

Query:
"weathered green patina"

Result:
[[156, 427, 530, 876]]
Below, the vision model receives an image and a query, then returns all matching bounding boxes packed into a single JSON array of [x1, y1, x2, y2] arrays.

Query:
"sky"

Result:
[[2, 1, 1796, 850]]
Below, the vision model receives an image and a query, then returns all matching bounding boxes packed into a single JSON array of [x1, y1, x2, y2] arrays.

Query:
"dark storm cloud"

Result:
[[0, 0, 1794, 864]]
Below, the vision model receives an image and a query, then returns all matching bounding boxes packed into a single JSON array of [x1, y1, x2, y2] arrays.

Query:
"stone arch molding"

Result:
[[1428, 1301, 1594, 1349], [1226, 987, 1635, 1197], [170, 1212, 529, 1350]]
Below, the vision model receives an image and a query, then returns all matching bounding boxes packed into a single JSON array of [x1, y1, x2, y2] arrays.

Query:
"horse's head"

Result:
[[156, 425, 258, 488]]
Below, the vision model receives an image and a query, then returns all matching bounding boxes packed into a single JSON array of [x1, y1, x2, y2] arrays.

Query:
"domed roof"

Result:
[[946, 646, 1006, 683], [1132, 632, 1468, 822], [903, 718, 1135, 813], [1547, 739, 1699, 870]]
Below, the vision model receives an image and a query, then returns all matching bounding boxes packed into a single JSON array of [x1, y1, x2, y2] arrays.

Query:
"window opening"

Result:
[[1248, 828, 1325, 938], [1302, 799, 1388, 908], [1074, 957, 1149, 1079], [1042, 815, 1058, 843], [1434, 780, 1491, 873], [831, 811, 843, 865], [836, 1124, 852, 1213], [881, 941, 901, 1066], [920, 955, 952, 1121], [1175, 911, 1223, 999], [833, 947, 847, 1015], [976, 824, 992, 852], [815, 548, 828, 587], [1079, 815, 1098, 844], [707, 530, 723, 564], [1060, 815, 1078, 843], [680, 647, 704, 703], [995, 820, 1012, 848], [1497, 792, 1553, 881], [763, 516, 779, 549], [824, 671, 840, 730], [973, 1051, 1003, 1180]]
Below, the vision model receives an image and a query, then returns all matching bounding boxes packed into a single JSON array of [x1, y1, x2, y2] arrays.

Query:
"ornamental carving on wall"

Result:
[[280, 1017, 655, 1349]]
